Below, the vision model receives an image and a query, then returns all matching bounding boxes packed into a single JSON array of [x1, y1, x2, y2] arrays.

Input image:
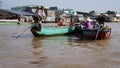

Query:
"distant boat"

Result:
[[30, 25, 75, 37], [74, 25, 111, 40]]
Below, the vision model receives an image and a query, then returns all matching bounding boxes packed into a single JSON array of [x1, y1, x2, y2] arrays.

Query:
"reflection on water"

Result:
[[0, 23, 120, 68], [32, 37, 42, 48], [31, 38, 43, 55]]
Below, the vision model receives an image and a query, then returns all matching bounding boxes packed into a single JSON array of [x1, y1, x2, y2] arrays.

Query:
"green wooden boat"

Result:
[[30, 26, 75, 37]]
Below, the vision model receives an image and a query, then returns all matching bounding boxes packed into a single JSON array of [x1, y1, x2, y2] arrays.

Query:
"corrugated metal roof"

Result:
[[2, 9, 35, 16], [0, 9, 11, 18]]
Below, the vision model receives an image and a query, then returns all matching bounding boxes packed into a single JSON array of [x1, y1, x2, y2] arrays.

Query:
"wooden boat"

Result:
[[30, 25, 75, 37], [74, 25, 111, 40]]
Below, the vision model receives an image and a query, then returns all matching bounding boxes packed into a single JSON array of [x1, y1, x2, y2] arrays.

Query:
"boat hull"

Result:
[[74, 26, 111, 40], [31, 26, 75, 37], [81, 29, 111, 39]]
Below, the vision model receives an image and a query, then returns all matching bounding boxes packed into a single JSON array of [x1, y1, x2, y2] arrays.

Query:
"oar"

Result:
[[95, 26, 100, 41], [16, 23, 37, 39]]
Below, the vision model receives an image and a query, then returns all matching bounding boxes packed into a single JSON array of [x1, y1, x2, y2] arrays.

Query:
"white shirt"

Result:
[[37, 9, 46, 19]]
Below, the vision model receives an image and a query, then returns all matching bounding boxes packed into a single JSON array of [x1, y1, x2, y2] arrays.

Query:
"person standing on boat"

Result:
[[37, 6, 46, 23], [96, 14, 105, 27], [17, 14, 24, 25], [33, 6, 46, 31], [17, 15, 21, 25]]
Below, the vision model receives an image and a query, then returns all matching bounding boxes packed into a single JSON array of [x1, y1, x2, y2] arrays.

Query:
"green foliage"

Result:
[[106, 10, 116, 15], [89, 10, 96, 14]]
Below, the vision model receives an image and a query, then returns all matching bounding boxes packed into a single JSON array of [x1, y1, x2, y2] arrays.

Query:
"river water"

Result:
[[0, 22, 120, 68]]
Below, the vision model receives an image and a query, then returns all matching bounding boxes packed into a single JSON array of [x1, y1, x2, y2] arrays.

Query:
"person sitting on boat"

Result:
[[86, 21, 93, 29], [96, 14, 105, 27], [57, 20, 63, 26], [91, 19, 99, 28], [84, 18, 93, 29], [57, 17, 63, 26], [80, 21, 87, 29], [33, 6, 46, 31]]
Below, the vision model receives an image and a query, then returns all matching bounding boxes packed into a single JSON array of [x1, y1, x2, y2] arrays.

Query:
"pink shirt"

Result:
[[86, 21, 93, 29]]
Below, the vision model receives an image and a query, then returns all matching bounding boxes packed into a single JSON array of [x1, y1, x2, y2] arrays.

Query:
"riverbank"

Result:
[[0, 19, 31, 25], [0, 19, 18, 22]]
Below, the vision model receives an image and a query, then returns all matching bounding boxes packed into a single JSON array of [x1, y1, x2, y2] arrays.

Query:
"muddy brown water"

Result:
[[0, 22, 120, 68]]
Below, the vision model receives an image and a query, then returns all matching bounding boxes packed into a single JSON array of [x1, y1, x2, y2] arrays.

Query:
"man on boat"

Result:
[[33, 6, 46, 31], [96, 14, 105, 27]]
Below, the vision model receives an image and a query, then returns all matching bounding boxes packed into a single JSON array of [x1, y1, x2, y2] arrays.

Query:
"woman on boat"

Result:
[[33, 6, 46, 31], [82, 18, 93, 29], [86, 21, 93, 29]]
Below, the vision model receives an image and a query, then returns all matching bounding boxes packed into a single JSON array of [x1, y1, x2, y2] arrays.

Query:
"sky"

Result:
[[1, 0, 120, 13]]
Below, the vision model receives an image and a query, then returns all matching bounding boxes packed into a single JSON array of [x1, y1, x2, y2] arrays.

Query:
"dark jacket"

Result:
[[96, 15, 105, 24]]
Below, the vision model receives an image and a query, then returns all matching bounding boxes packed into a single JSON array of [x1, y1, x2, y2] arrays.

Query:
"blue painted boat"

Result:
[[31, 26, 75, 37]]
